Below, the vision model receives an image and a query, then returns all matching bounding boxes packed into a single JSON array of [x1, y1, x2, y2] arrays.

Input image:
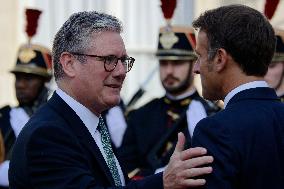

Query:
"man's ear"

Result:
[[59, 52, 76, 77], [214, 48, 228, 72]]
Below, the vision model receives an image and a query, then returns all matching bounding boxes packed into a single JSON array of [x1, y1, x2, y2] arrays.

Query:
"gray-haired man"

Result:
[[9, 11, 213, 189]]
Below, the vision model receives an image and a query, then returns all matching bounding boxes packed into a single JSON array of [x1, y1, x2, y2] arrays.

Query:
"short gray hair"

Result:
[[52, 11, 123, 80]]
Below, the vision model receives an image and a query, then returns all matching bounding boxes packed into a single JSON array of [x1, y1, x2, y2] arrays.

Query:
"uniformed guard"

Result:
[[265, 29, 284, 101], [0, 9, 52, 189], [118, 23, 219, 179]]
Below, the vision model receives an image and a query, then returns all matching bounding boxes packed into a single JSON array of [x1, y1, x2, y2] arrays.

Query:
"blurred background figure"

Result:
[[118, 1, 219, 179], [264, 29, 284, 101], [0, 9, 52, 189]]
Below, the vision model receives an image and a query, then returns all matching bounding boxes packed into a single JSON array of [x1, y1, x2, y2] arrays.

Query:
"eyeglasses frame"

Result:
[[70, 52, 135, 72]]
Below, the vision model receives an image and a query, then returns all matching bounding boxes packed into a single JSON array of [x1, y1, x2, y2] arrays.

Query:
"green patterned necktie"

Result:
[[97, 116, 122, 186]]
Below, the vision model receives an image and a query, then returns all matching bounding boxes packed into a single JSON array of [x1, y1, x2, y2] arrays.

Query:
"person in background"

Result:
[[192, 4, 284, 189], [119, 26, 219, 179], [9, 11, 213, 189], [265, 28, 284, 101], [0, 9, 52, 189]]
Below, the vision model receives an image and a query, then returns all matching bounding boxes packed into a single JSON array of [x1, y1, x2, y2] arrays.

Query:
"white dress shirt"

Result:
[[56, 88, 125, 186], [224, 81, 269, 108]]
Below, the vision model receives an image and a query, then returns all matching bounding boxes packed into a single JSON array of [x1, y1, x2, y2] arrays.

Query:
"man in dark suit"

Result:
[[9, 11, 214, 189], [265, 28, 284, 102], [192, 5, 284, 189]]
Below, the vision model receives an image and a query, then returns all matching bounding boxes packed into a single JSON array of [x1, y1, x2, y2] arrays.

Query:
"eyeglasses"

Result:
[[71, 52, 135, 72]]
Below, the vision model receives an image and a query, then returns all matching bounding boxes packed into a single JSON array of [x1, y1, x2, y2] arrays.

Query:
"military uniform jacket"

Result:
[[118, 91, 219, 177], [0, 106, 15, 161], [0, 106, 31, 189], [0, 106, 14, 189]]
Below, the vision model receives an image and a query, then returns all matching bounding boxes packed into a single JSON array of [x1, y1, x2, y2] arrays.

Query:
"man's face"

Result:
[[264, 61, 284, 90], [159, 60, 193, 96], [72, 31, 127, 114], [15, 73, 45, 106], [193, 30, 220, 100]]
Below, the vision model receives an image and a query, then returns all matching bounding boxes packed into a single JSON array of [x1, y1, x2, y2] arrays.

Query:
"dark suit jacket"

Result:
[[192, 87, 284, 189], [9, 93, 163, 189]]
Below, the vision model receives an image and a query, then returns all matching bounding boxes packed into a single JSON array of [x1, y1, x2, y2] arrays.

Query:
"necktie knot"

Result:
[[97, 116, 105, 132]]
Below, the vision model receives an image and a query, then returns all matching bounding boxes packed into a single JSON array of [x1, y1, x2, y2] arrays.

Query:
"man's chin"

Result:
[[165, 86, 187, 95]]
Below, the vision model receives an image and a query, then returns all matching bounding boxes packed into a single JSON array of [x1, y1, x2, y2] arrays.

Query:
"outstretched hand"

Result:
[[163, 132, 213, 189]]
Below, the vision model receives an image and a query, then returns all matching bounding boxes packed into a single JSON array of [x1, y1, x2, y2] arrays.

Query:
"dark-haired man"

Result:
[[192, 4, 284, 189], [9, 11, 213, 189]]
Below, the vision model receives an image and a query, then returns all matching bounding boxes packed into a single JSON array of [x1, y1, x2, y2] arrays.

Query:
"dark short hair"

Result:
[[193, 4, 276, 76]]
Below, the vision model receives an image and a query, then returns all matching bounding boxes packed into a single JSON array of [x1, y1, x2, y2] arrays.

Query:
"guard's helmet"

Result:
[[156, 26, 197, 61]]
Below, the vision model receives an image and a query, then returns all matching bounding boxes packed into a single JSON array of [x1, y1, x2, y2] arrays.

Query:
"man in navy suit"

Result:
[[192, 5, 284, 189], [9, 11, 214, 189]]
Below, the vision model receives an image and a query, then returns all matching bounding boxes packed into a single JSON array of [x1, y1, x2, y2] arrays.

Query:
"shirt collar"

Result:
[[56, 88, 99, 135], [223, 81, 269, 108]]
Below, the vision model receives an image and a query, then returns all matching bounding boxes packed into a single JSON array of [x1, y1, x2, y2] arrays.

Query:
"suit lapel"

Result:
[[79, 133, 116, 186], [113, 147, 130, 183], [47, 93, 116, 186]]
